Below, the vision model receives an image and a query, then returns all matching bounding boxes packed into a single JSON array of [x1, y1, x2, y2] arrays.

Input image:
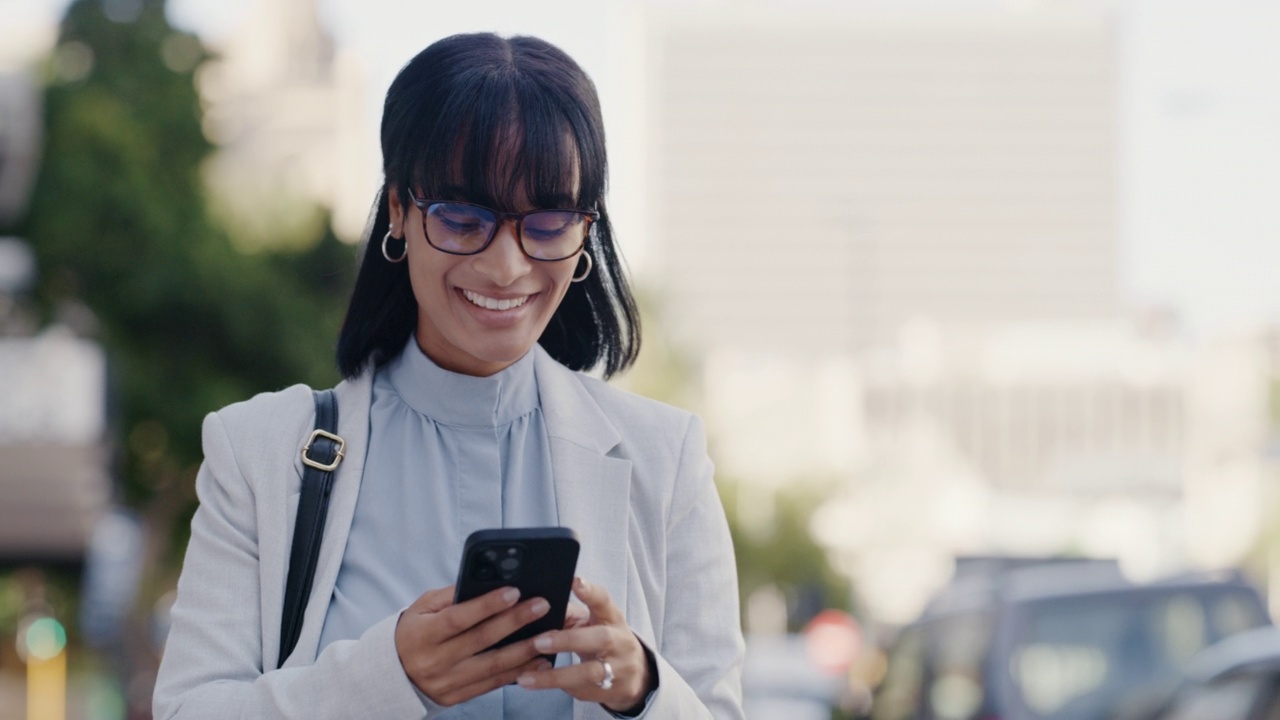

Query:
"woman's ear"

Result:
[[387, 186, 405, 236]]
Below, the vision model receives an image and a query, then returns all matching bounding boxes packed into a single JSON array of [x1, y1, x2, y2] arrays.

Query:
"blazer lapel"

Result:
[[534, 349, 632, 620]]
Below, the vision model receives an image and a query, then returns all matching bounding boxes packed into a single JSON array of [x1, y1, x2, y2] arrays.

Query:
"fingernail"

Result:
[[535, 635, 553, 652], [531, 599, 550, 616], [503, 587, 521, 604], [517, 674, 536, 688], [576, 578, 590, 592]]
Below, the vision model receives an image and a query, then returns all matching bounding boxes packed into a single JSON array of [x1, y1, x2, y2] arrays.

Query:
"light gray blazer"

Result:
[[153, 346, 745, 719]]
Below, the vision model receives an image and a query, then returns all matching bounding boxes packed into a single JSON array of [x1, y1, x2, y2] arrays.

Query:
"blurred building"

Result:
[[0, 326, 110, 563], [197, 0, 372, 244], [647, 4, 1118, 354], [639, 3, 1280, 626], [703, 310, 1278, 626], [859, 320, 1186, 496], [0, 68, 110, 563]]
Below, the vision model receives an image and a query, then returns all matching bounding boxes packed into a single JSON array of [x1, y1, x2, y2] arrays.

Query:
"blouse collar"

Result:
[[384, 336, 539, 428]]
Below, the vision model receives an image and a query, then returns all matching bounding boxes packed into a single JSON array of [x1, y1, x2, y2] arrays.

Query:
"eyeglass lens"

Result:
[[424, 202, 588, 260]]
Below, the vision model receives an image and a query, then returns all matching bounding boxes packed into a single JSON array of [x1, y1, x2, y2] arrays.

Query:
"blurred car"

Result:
[[1140, 625, 1280, 720], [743, 632, 848, 719], [869, 557, 1268, 720]]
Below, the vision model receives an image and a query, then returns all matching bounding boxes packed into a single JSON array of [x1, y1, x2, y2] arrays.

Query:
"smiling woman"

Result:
[[153, 32, 745, 720], [334, 31, 636, 381]]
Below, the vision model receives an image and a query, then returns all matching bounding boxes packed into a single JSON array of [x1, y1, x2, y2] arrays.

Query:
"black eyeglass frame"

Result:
[[406, 191, 599, 262]]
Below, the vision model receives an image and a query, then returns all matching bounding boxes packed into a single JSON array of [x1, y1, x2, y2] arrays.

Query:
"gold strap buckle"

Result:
[[302, 429, 346, 472]]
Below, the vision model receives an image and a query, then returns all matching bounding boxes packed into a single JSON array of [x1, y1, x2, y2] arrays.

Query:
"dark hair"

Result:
[[336, 33, 640, 379]]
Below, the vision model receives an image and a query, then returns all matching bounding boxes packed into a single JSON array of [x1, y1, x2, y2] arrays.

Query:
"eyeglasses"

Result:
[[407, 191, 598, 261]]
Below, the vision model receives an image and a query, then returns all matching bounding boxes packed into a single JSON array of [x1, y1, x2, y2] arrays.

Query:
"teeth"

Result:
[[463, 290, 530, 311]]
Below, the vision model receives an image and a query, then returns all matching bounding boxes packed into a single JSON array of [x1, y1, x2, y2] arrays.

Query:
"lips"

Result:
[[462, 289, 532, 311]]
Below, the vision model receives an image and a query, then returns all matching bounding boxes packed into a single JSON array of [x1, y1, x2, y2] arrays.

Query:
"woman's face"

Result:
[[388, 188, 581, 377]]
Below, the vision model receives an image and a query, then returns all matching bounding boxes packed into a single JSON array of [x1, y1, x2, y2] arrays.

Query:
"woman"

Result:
[[153, 33, 744, 719]]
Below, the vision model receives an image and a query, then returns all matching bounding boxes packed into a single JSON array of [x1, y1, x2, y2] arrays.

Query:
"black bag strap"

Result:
[[277, 389, 344, 669]]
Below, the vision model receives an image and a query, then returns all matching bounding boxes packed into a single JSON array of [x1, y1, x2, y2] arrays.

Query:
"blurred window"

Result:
[[1010, 590, 1255, 719], [1163, 674, 1266, 720], [927, 613, 992, 720], [1211, 592, 1266, 638], [1161, 595, 1208, 667]]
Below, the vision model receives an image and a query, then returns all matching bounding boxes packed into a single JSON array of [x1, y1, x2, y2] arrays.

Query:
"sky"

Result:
[[2, 0, 1278, 339]]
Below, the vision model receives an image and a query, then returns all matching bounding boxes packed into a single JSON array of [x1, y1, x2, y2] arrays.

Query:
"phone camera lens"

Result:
[[482, 549, 499, 562], [475, 565, 495, 581], [499, 557, 519, 571]]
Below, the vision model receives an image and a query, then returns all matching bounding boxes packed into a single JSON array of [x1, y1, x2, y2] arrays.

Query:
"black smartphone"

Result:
[[453, 527, 580, 657]]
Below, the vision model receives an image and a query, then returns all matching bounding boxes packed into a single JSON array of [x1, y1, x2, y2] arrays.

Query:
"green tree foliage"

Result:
[[10, 0, 355, 565], [718, 481, 854, 630]]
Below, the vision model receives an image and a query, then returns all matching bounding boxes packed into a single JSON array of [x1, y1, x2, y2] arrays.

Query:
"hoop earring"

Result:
[[381, 230, 407, 263], [571, 250, 593, 282]]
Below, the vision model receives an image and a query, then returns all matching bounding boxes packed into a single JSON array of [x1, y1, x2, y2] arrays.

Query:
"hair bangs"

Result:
[[404, 67, 602, 213]]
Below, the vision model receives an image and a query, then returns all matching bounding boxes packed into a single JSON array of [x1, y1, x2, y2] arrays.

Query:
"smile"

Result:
[[462, 289, 531, 311]]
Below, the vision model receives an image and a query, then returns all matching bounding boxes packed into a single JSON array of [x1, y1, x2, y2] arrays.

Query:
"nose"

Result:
[[473, 219, 532, 287]]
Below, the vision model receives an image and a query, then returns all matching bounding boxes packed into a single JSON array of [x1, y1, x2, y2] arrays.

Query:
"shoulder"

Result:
[[214, 383, 315, 426], [202, 369, 374, 464], [539, 355, 704, 470], [207, 369, 373, 443], [200, 384, 317, 469], [209, 383, 314, 438], [574, 373, 698, 441]]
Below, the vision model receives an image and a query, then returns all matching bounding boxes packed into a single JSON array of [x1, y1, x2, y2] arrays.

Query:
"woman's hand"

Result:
[[394, 584, 552, 706], [516, 577, 654, 713]]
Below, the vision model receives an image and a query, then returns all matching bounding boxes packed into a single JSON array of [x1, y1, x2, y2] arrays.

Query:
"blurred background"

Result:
[[0, 0, 1278, 718]]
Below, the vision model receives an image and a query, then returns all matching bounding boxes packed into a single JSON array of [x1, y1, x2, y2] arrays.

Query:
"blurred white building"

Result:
[[646, 4, 1118, 354], [197, 0, 372, 244], [806, 321, 1277, 623], [0, 58, 108, 563], [0, 324, 110, 562], [640, 3, 1280, 625]]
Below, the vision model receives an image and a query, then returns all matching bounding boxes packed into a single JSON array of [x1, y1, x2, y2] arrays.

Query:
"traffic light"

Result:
[[17, 614, 67, 720], [22, 616, 67, 660]]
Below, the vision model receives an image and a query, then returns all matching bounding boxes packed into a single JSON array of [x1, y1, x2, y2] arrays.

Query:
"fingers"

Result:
[[525, 579, 651, 711], [402, 619, 548, 703], [572, 577, 625, 625], [563, 601, 589, 629], [516, 644, 649, 711], [445, 656, 553, 705], [397, 584, 552, 705], [533, 625, 614, 660], [423, 586, 521, 643], [449, 596, 550, 657], [427, 649, 552, 706], [409, 584, 456, 614], [399, 578, 639, 708], [517, 655, 610, 693]]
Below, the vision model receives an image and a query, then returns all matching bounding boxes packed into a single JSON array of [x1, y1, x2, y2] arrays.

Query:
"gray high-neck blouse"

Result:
[[317, 338, 569, 718]]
